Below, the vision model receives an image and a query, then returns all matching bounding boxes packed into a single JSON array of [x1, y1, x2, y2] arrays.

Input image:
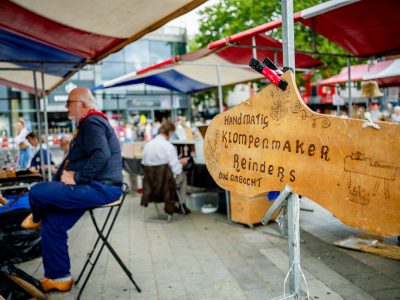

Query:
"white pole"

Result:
[[347, 57, 353, 117], [282, 0, 296, 71]]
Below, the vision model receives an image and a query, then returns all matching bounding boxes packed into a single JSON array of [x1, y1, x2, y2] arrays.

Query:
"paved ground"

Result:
[[18, 193, 400, 300]]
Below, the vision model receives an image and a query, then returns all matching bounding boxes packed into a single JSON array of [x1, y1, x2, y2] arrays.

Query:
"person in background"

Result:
[[14, 120, 31, 169], [59, 135, 72, 159], [142, 120, 190, 214], [21, 87, 123, 293], [144, 122, 152, 141], [124, 124, 133, 143], [151, 120, 161, 138], [369, 103, 381, 121], [354, 105, 366, 120], [392, 106, 400, 123], [382, 102, 393, 121], [26, 132, 55, 173]]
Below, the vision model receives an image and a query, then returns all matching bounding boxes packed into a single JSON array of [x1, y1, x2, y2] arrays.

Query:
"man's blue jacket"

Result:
[[54, 114, 122, 184]]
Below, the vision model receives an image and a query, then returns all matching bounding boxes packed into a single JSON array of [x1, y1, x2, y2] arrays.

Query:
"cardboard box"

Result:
[[230, 192, 278, 226]]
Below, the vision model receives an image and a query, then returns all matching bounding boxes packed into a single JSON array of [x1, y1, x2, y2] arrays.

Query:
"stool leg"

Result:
[[77, 209, 117, 299], [77, 208, 141, 299], [75, 208, 114, 285], [76, 237, 108, 299], [90, 210, 141, 293]]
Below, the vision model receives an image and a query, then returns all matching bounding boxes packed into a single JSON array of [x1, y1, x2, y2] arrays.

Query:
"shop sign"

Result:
[[204, 71, 400, 237]]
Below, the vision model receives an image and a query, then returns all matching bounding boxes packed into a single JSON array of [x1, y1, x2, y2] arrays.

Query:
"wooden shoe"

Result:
[[39, 277, 73, 292], [21, 213, 41, 230]]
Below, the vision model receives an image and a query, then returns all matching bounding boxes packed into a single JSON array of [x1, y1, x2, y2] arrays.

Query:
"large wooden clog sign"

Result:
[[204, 71, 400, 237]]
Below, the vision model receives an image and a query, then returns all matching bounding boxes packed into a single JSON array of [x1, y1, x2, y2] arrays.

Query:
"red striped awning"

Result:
[[317, 59, 400, 87], [208, 0, 400, 58], [0, 0, 206, 94]]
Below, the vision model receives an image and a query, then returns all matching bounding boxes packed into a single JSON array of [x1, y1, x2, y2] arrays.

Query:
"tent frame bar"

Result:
[[177, 61, 313, 73], [226, 42, 354, 59], [0, 67, 89, 72], [0, 60, 96, 64]]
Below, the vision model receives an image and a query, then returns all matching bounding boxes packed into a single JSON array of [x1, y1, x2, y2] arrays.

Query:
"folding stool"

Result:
[[75, 183, 141, 299]]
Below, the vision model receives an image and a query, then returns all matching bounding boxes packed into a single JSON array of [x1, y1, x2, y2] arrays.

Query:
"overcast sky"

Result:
[[167, 0, 220, 37]]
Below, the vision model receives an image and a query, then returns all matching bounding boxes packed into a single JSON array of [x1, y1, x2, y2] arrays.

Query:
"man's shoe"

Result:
[[21, 214, 41, 230], [39, 277, 73, 292]]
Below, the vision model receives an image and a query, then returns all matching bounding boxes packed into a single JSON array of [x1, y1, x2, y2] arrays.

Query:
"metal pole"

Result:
[[216, 64, 223, 113], [311, 18, 317, 53], [41, 63, 52, 181], [274, 50, 279, 67], [282, 0, 295, 70], [186, 94, 191, 122], [116, 95, 121, 123], [33, 71, 45, 179], [170, 91, 173, 118], [347, 57, 353, 117], [251, 36, 257, 59], [288, 193, 301, 299], [222, 43, 353, 59], [216, 63, 231, 223]]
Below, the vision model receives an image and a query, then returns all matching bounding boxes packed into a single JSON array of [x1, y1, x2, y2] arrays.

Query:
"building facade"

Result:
[[0, 25, 189, 141]]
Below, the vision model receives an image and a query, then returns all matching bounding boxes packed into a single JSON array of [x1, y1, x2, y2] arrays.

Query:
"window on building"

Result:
[[101, 62, 126, 80], [149, 41, 171, 64], [104, 50, 125, 62], [125, 40, 151, 67], [78, 65, 94, 80], [124, 63, 138, 74], [171, 42, 187, 56]]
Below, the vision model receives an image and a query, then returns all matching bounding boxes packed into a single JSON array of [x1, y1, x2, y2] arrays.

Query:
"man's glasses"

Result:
[[65, 100, 82, 106]]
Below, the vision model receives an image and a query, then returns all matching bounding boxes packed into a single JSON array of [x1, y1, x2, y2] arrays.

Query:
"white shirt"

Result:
[[125, 127, 133, 139], [142, 134, 182, 176], [15, 128, 29, 147], [32, 143, 47, 155]]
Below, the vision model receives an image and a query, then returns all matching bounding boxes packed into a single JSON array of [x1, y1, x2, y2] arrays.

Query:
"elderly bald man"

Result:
[[21, 87, 123, 292]]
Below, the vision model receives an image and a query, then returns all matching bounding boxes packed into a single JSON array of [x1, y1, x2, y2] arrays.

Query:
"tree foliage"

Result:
[[190, 0, 355, 79]]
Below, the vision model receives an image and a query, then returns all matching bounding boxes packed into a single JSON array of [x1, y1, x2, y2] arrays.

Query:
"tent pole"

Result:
[[282, 0, 295, 71], [347, 57, 353, 117], [117, 94, 121, 124], [312, 18, 317, 52], [216, 64, 223, 113], [33, 70, 46, 179], [282, 2, 302, 297], [41, 63, 52, 181], [216, 63, 231, 224]]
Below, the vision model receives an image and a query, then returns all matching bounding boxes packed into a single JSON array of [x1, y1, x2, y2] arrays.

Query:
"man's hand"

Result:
[[61, 170, 76, 185], [0, 195, 8, 205], [179, 157, 189, 166]]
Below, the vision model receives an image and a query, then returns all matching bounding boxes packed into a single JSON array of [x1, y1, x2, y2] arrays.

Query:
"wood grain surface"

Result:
[[204, 71, 400, 237]]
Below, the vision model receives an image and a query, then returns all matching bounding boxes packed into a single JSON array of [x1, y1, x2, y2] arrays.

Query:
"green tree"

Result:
[[191, 0, 354, 78]]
